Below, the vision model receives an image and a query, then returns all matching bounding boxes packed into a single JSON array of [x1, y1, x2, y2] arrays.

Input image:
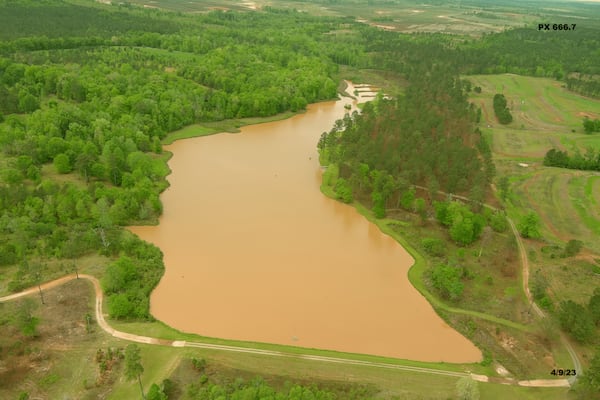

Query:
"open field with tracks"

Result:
[[469, 74, 600, 250], [468, 75, 600, 364]]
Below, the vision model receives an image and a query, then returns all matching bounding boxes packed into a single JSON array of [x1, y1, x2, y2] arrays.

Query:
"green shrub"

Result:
[[558, 300, 595, 343], [334, 178, 353, 203], [191, 357, 207, 372], [489, 212, 507, 232], [421, 238, 446, 257], [431, 264, 464, 301], [562, 239, 583, 257], [53, 153, 72, 174]]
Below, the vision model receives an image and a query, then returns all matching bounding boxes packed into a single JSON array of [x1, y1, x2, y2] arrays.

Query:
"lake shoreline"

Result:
[[129, 81, 481, 362]]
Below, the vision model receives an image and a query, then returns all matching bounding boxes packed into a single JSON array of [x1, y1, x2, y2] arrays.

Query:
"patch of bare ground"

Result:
[[577, 111, 598, 119], [0, 279, 119, 399], [446, 315, 556, 378]]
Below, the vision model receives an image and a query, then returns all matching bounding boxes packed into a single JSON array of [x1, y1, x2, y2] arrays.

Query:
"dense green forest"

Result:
[[360, 24, 600, 98], [319, 62, 493, 214], [2, 0, 600, 398], [0, 0, 598, 324], [317, 60, 500, 269], [0, 0, 349, 318]]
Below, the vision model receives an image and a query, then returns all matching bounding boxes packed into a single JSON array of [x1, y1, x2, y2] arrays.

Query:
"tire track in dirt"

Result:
[[537, 93, 564, 124], [520, 171, 571, 241]]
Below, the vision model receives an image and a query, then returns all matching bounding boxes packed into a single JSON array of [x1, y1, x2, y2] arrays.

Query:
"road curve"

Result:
[[0, 273, 571, 388], [412, 184, 582, 383], [504, 202, 581, 384]]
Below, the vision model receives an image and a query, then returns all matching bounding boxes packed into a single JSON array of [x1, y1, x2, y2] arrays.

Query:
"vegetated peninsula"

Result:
[[0, 0, 599, 399]]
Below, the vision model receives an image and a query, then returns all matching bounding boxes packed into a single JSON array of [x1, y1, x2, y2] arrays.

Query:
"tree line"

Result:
[[359, 24, 600, 98], [543, 148, 600, 171], [583, 117, 600, 134]]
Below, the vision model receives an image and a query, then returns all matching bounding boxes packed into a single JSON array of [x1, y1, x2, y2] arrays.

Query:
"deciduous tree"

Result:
[[518, 212, 541, 239], [125, 344, 145, 399]]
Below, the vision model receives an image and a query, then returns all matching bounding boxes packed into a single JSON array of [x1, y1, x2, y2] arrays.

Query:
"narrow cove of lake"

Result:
[[129, 83, 482, 362]]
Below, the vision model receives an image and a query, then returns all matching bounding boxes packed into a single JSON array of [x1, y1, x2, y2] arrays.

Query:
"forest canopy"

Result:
[[0, 1, 349, 318], [1, 0, 598, 320]]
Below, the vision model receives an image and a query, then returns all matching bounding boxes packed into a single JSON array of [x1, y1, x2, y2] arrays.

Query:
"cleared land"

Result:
[[124, 0, 536, 36], [468, 74, 600, 368], [469, 74, 600, 251], [0, 276, 573, 399], [123, 0, 599, 36]]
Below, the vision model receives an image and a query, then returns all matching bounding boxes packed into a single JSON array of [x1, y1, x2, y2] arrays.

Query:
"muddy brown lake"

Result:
[[129, 84, 481, 362]]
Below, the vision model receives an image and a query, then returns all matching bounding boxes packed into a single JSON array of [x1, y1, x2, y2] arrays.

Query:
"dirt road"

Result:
[[0, 273, 571, 388], [413, 184, 581, 383]]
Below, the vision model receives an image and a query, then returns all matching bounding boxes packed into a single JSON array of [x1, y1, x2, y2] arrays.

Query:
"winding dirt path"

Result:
[[0, 273, 571, 388], [413, 184, 582, 383]]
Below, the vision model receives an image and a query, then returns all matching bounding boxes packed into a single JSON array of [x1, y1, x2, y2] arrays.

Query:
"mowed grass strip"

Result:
[[569, 175, 600, 238], [106, 344, 572, 400], [508, 166, 600, 253], [109, 320, 480, 375], [590, 176, 600, 207], [162, 110, 301, 145], [490, 128, 565, 158], [468, 74, 600, 133]]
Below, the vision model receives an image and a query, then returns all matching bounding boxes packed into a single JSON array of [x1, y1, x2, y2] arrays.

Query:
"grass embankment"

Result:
[[1, 281, 572, 400], [161, 111, 301, 145], [112, 344, 571, 400], [110, 319, 475, 375]]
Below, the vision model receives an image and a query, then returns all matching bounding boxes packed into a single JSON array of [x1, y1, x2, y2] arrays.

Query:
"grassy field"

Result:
[[468, 74, 600, 250], [110, 345, 573, 400], [469, 74, 600, 136], [161, 110, 301, 145], [505, 166, 600, 244], [466, 74, 600, 369]]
